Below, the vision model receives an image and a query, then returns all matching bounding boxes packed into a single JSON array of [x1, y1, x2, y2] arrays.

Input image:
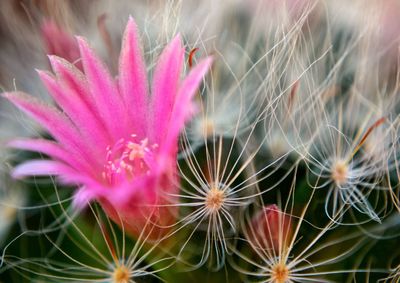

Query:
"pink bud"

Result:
[[377, 0, 400, 75], [41, 20, 82, 70], [378, 0, 400, 51], [247, 205, 292, 252]]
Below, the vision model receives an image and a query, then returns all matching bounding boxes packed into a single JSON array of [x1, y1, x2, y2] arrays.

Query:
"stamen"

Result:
[[102, 135, 156, 184]]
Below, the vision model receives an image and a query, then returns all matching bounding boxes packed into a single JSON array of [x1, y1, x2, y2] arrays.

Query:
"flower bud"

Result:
[[247, 204, 292, 252]]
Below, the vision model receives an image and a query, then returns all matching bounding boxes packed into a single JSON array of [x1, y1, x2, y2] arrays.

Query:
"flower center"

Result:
[[112, 265, 130, 283], [271, 263, 289, 283], [205, 185, 225, 213], [331, 160, 348, 186], [102, 135, 157, 184]]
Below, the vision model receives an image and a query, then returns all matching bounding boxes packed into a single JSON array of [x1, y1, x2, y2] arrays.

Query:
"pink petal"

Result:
[[150, 35, 185, 143], [49, 55, 113, 144], [12, 160, 73, 179], [2, 92, 98, 174], [75, 180, 145, 209], [8, 139, 88, 173], [162, 57, 213, 155], [77, 37, 129, 139], [38, 68, 110, 149], [12, 160, 95, 188], [119, 17, 148, 138], [48, 55, 95, 111], [108, 176, 156, 206], [73, 187, 96, 209], [3, 91, 77, 142]]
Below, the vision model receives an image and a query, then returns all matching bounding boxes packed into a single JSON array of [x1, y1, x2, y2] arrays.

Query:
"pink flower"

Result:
[[3, 17, 212, 241]]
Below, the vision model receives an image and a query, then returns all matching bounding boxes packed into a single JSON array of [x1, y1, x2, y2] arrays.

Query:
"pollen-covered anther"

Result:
[[205, 186, 225, 213], [271, 263, 290, 283], [331, 160, 348, 186], [112, 265, 130, 283], [127, 138, 149, 160]]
